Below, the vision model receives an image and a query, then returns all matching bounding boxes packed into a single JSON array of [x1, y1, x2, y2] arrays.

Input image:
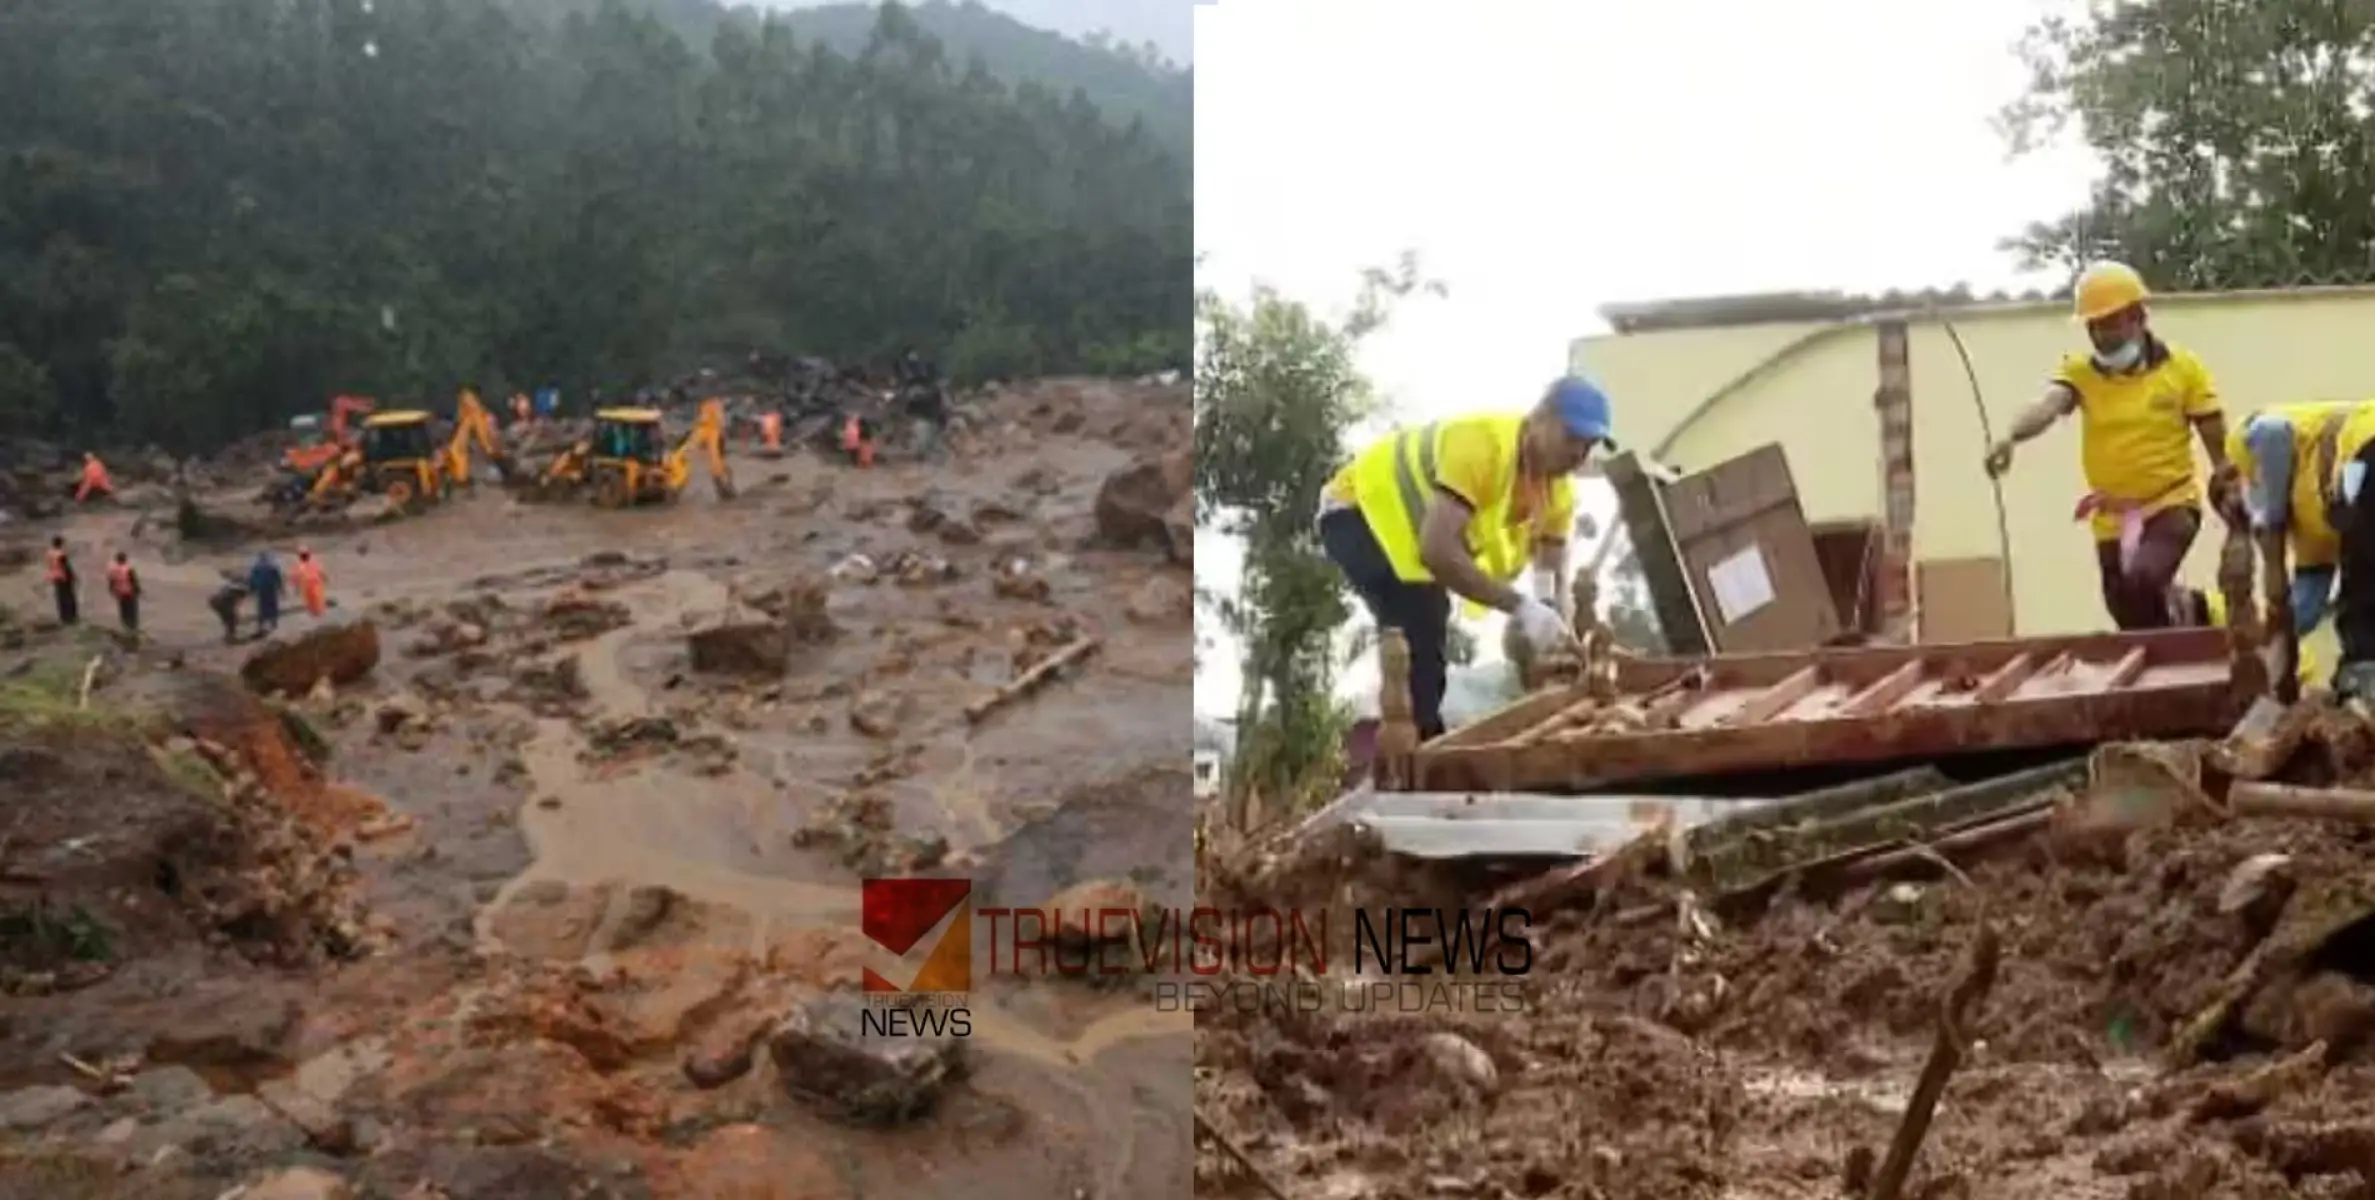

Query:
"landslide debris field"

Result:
[[0, 379, 1191, 1199], [1195, 724, 2375, 1199]]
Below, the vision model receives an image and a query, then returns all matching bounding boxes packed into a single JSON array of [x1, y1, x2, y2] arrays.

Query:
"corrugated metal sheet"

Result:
[[1408, 628, 2243, 793], [1298, 787, 1752, 860]]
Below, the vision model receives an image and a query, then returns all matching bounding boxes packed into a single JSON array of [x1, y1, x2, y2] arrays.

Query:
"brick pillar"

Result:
[[1874, 320, 1916, 642]]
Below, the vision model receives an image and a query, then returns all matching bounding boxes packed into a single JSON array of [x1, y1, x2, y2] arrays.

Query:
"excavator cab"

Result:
[[359, 410, 444, 506], [590, 408, 669, 507]]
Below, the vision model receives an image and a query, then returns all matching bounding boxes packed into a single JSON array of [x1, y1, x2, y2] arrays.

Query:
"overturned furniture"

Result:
[[1388, 627, 2248, 795]]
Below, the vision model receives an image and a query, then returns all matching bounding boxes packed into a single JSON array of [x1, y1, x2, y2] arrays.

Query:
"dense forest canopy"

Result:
[[522, 0, 1190, 157], [0, 0, 1190, 452]]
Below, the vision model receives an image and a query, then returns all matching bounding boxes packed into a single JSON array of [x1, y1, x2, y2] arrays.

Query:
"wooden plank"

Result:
[[2104, 646, 2149, 688], [1732, 665, 1825, 726], [1969, 653, 2038, 704], [1841, 660, 1925, 718]]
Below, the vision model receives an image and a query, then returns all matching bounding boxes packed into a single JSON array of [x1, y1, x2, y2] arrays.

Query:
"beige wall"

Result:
[[1572, 287, 2375, 646]]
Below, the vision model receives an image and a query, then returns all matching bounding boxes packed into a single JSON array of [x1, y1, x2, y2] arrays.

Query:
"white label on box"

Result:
[[1707, 545, 1775, 623]]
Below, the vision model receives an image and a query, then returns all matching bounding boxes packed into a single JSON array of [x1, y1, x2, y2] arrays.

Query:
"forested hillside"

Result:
[[0, 0, 1188, 452], [518, 0, 1190, 158]]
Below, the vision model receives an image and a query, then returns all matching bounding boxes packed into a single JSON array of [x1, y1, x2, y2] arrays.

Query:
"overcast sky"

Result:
[[1193, 0, 2101, 718]]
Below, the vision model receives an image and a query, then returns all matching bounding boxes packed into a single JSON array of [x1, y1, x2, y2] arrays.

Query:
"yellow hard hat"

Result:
[[2073, 261, 2148, 323]]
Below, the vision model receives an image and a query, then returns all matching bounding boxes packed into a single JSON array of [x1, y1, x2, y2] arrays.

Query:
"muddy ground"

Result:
[[1194, 786, 2375, 1199], [0, 378, 1192, 1199]]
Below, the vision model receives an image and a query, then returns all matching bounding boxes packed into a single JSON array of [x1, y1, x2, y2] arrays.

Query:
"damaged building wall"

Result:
[[1572, 285, 2375, 649]]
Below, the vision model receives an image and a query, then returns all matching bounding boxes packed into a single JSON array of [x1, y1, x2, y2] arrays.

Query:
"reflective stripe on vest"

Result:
[[1388, 421, 1443, 555]]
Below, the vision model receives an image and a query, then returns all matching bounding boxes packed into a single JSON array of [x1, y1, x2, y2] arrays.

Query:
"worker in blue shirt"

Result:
[[247, 551, 286, 635]]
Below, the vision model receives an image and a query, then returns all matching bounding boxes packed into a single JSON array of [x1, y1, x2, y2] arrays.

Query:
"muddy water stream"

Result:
[[469, 552, 1190, 1196]]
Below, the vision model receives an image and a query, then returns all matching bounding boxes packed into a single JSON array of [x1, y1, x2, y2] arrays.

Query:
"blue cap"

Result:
[[1546, 376, 1614, 441]]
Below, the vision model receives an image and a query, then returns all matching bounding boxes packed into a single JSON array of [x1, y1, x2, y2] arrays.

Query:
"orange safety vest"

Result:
[[107, 562, 135, 598], [293, 559, 323, 589], [45, 549, 69, 584], [759, 412, 782, 449]]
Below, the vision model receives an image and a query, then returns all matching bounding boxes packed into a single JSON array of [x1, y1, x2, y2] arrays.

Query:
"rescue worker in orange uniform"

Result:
[[758, 411, 784, 457], [1984, 261, 2233, 629], [107, 551, 141, 634], [292, 547, 328, 618], [841, 413, 876, 468], [44, 536, 77, 625], [75, 453, 112, 503]]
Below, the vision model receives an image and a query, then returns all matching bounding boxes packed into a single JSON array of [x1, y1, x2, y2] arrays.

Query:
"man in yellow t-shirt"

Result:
[[1984, 261, 2232, 630], [1319, 377, 1609, 739]]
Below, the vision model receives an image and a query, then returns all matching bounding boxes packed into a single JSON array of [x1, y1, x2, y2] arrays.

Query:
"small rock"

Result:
[[129, 1065, 214, 1113], [765, 992, 965, 1125], [1419, 1032, 1497, 1092], [0, 1083, 90, 1130], [849, 693, 904, 739]]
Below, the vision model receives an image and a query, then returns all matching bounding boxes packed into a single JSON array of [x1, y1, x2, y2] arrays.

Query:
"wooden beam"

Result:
[[1732, 665, 1824, 726], [1841, 660, 1925, 718]]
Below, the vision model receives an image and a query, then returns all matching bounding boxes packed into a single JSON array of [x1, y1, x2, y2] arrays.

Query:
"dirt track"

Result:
[[0, 379, 1191, 1198]]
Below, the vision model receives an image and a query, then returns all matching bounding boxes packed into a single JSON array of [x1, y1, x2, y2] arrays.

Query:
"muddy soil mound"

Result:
[[1528, 818, 2375, 1067], [241, 619, 380, 698], [0, 712, 371, 999]]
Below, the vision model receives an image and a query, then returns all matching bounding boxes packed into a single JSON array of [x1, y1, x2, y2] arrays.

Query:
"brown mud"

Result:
[[1196, 801, 2375, 1198], [0, 378, 1191, 1198]]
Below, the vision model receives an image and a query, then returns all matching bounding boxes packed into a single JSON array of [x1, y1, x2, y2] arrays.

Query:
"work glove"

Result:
[[1511, 596, 1573, 652]]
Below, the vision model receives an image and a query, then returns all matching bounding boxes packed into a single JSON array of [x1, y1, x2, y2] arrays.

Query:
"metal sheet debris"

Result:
[[1410, 628, 2243, 794], [1298, 788, 1751, 861]]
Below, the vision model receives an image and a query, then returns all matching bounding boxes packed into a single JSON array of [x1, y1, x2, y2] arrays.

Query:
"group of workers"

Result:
[[1985, 260, 2375, 692], [43, 536, 330, 644], [1321, 259, 2375, 741]]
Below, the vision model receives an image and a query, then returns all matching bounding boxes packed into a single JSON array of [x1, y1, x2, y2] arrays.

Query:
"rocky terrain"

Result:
[[0, 378, 1192, 1199]]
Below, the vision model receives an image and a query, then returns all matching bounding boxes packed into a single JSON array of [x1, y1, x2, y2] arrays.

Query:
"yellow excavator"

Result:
[[287, 389, 518, 513], [521, 398, 735, 507]]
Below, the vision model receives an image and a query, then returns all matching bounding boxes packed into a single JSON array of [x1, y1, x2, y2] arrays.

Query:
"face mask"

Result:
[[2095, 338, 2143, 371]]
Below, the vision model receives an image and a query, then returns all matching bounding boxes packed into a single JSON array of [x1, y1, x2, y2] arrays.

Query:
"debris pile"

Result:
[[1198, 673, 2375, 1197]]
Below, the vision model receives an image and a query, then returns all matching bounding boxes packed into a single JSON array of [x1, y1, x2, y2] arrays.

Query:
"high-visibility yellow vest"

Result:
[[2227, 401, 2355, 568], [1334, 414, 1571, 615]]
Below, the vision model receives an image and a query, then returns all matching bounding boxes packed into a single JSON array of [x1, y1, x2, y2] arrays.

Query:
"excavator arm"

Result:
[[443, 388, 516, 484], [664, 399, 736, 500]]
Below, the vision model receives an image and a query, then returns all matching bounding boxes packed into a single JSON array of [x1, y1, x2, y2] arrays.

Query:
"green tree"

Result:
[[0, 0, 1188, 453], [1194, 254, 1438, 812], [2000, 0, 2375, 285]]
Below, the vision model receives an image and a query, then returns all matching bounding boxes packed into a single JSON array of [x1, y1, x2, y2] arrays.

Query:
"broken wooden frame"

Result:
[[1398, 628, 2247, 794]]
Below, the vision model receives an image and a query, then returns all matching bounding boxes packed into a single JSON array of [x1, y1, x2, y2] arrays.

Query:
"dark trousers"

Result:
[[2335, 444, 2375, 668], [1321, 509, 1450, 740], [52, 581, 76, 625], [2093, 506, 2200, 630], [116, 595, 138, 632]]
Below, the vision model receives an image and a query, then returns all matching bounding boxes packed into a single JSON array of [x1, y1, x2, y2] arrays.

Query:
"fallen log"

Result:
[[965, 636, 1098, 724], [2228, 782, 2375, 824]]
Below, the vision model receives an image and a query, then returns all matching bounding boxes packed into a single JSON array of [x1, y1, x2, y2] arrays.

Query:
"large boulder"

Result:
[[765, 992, 964, 1125], [1092, 447, 1191, 564], [241, 620, 381, 697]]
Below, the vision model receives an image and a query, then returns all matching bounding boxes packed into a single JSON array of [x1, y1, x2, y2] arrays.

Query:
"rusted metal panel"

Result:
[[1410, 628, 2244, 794]]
